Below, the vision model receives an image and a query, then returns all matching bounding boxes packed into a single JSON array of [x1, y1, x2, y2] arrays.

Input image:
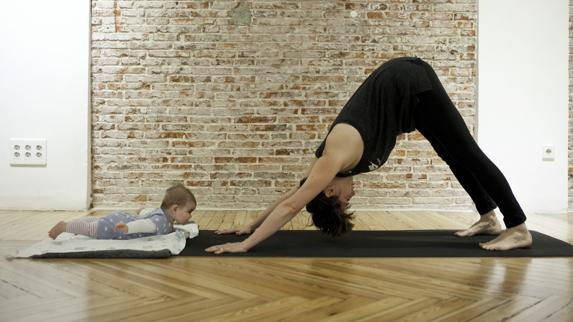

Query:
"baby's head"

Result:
[[161, 183, 196, 224]]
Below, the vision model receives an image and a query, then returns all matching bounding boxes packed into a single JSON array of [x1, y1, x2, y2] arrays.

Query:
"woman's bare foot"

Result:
[[455, 210, 503, 237], [48, 221, 67, 239], [480, 223, 532, 251]]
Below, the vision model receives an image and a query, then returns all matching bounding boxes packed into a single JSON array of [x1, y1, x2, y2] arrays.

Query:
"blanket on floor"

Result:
[[14, 223, 199, 258]]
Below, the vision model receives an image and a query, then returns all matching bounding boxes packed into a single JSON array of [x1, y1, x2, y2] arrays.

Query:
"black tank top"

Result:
[[315, 57, 433, 176]]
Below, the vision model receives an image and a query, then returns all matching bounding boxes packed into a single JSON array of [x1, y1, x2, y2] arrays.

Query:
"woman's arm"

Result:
[[245, 185, 299, 229], [216, 159, 318, 235], [205, 154, 343, 254], [205, 123, 362, 254], [214, 185, 299, 236], [242, 155, 342, 248]]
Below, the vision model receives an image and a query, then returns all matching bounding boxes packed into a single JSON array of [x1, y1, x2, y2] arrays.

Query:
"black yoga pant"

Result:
[[413, 61, 526, 228]]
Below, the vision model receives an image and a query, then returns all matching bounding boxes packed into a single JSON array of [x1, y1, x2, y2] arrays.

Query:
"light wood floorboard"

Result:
[[0, 209, 572, 321]]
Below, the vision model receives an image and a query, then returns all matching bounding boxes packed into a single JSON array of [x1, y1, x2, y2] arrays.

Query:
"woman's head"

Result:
[[300, 176, 355, 237]]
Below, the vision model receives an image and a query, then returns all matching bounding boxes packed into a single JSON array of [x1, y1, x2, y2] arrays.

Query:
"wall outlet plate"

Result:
[[542, 145, 555, 162], [10, 138, 47, 166]]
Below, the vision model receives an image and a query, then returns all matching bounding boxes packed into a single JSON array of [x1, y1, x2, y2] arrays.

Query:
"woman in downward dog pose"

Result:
[[206, 57, 532, 254]]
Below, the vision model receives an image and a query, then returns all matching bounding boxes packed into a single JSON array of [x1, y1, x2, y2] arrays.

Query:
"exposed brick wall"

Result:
[[91, 0, 477, 210]]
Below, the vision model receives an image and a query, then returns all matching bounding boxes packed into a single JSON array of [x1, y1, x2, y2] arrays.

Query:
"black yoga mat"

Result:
[[181, 230, 573, 257]]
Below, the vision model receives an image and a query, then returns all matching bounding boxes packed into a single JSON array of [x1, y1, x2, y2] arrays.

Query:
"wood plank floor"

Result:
[[1, 209, 572, 322]]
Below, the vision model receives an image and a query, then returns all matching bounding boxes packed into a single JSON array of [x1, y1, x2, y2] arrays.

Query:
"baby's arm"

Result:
[[115, 219, 157, 234]]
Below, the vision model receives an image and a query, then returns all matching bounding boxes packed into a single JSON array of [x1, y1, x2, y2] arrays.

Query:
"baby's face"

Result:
[[172, 201, 196, 224]]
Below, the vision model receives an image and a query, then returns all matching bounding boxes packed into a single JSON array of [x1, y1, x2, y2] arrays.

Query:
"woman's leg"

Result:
[[414, 77, 526, 228], [415, 123, 503, 236], [413, 62, 531, 250], [416, 125, 498, 216]]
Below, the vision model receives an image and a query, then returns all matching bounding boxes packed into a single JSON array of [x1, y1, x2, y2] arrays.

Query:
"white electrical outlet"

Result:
[[542, 145, 555, 162], [10, 138, 47, 166]]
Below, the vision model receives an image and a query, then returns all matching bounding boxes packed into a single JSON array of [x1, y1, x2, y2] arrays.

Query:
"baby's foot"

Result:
[[455, 210, 502, 237], [48, 221, 67, 239], [480, 223, 533, 251]]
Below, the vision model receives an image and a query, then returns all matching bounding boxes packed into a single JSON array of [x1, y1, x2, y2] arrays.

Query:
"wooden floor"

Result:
[[1, 209, 572, 322]]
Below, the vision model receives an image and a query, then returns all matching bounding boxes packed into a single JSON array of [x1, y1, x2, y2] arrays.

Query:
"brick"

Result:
[[92, 0, 477, 210]]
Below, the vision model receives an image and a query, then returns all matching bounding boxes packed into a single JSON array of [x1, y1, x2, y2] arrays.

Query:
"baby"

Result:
[[48, 184, 196, 240]]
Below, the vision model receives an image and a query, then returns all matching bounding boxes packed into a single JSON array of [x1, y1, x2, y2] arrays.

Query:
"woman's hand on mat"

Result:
[[205, 242, 248, 254], [114, 222, 128, 233], [215, 226, 253, 236]]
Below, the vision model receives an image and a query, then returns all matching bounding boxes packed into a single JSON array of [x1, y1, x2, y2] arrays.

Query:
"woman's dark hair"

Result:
[[299, 178, 354, 237]]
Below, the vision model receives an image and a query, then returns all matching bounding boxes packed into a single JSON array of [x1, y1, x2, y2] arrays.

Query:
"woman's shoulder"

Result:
[[328, 123, 363, 145], [324, 123, 364, 171]]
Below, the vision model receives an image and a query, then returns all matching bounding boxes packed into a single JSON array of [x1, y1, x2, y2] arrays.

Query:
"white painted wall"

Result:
[[478, 0, 569, 214], [0, 0, 90, 209]]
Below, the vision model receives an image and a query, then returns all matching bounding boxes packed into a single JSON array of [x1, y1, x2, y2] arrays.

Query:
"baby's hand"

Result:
[[114, 222, 128, 233]]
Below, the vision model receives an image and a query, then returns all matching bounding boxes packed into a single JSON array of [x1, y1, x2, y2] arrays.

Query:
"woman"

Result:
[[206, 57, 532, 254]]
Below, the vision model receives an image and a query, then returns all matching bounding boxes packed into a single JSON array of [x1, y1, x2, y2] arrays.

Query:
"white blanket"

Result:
[[14, 223, 199, 258]]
